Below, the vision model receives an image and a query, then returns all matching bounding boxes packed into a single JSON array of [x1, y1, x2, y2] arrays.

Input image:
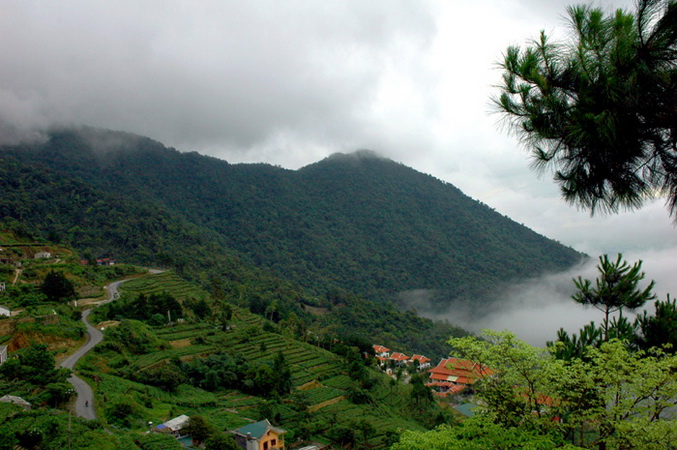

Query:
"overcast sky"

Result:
[[1, 0, 674, 343]]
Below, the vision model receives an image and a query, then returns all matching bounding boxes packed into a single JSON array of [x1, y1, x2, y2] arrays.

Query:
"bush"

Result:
[[42, 271, 76, 302]]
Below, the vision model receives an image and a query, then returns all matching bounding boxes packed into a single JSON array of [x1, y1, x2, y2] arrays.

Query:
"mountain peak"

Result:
[[325, 149, 389, 162]]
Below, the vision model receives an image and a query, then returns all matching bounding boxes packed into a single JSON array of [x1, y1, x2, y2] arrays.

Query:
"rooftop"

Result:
[[232, 419, 286, 440]]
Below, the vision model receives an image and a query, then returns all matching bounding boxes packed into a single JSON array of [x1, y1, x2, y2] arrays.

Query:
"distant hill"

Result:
[[0, 126, 583, 316]]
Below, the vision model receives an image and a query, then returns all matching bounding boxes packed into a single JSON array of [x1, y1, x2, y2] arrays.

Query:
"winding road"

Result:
[[59, 279, 128, 419]]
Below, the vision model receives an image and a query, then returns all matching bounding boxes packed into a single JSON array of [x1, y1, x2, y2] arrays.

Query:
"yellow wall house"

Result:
[[231, 419, 286, 450]]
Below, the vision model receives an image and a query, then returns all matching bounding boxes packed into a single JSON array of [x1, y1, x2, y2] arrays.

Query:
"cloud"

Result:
[[444, 246, 677, 347], [0, 0, 434, 157]]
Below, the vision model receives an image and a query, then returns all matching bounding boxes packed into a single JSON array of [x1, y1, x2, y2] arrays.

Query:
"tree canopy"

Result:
[[41, 271, 76, 302], [395, 330, 677, 449], [495, 0, 677, 217], [572, 254, 656, 340]]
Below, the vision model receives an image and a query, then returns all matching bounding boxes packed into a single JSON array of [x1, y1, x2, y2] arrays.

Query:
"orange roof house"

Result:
[[427, 357, 493, 397], [410, 354, 431, 369], [373, 345, 390, 357], [389, 352, 410, 364]]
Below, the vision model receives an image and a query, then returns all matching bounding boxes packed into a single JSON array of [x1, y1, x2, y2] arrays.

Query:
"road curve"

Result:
[[60, 279, 129, 419]]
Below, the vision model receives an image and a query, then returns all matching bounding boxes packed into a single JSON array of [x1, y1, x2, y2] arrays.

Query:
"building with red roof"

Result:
[[389, 352, 410, 364], [427, 357, 493, 397], [372, 345, 390, 358], [409, 354, 431, 369]]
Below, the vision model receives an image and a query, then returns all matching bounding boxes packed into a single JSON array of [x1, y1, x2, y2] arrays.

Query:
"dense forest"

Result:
[[0, 126, 583, 314]]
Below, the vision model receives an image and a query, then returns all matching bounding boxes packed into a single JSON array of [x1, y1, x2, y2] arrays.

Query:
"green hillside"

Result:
[[0, 126, 584, 316], [80, 272, 447, 447], [1, 254, 450, 448]]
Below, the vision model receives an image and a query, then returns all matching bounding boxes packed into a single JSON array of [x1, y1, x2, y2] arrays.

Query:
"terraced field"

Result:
[[154, 323, 215, 341], [83, 274, 432, 447], [120, 271, 210, 302]]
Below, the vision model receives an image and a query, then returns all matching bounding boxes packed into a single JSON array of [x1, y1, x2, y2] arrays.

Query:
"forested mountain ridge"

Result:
[[0, 126, 583, 313]]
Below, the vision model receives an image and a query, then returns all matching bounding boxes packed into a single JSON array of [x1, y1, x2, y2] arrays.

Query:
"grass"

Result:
[[120, 271, 209, 303], [73, 273, 437, 447]]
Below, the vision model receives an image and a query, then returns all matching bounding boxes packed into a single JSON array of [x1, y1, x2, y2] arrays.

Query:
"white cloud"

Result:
[[455, 245, 677, 347]]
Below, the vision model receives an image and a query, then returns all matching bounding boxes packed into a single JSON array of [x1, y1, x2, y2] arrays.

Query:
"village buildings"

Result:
[[410, 354, 431, 369], [371, 345, 431, 371], [372, 344, 492, 398], [154, 414, 190, 436], [426, 357, 493, 397]]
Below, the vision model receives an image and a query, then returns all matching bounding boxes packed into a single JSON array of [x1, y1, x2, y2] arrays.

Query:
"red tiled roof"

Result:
[[427, 384, 466, 397], [429, 372, 456, 382], [373, 345, 390, 354], [411, 354, 431, 364], [390, 352, 410, 361], [428, 357, 492, 385]]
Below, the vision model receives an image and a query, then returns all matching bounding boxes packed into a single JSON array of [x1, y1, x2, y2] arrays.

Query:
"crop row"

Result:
[[121, 273, 208, 300], [220, 395, 260, 408], [155, 322, 213, 335], [202, 408, 252, 431], [291, 369, 319, 386], [170, 384, 219, 407], [134, 344, 215, 369], [156, 328, 216, 341], [321, 375, 352, 389], [302, 386, 345, 406]]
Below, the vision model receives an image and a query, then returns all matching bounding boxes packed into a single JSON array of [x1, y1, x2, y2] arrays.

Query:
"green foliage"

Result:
[[635, 295, 677, 352], [549, 322, 603, 361], [190, 298, 212, 320], [409, 373, 434, 409], [441, 330, 677, 449], [139, 363, 187, 392], [130, 293, 182, 324], [550, 256, 675, 359], [103, 320, 165, 355], [0, 343, 68, 387], [105, 398, 144, 428], [271, 351, 292, 396], [183, 415, 215, 443], [572, 254, 655, 340], [2, 284, 46, 307], [393, 419, 569, 450], [0, 407, 143, 449], [326, 424, 356, 448], [314, 292, 469, 360], [82, 295, 438, 445], [180, 352, 240, 391], [41, 271, 77, 302], [204, 433, 239, 450], [133, 432, 185, 449], [495, 0, 677, 217]]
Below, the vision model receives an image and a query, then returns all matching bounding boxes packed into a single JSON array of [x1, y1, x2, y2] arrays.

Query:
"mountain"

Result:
[[0, 126, 583, 316]]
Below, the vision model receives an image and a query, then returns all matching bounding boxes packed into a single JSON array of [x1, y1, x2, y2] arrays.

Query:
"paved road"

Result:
[[60, 279, 128, 419]]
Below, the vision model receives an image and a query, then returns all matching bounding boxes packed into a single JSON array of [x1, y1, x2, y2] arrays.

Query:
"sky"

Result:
[[1, 0, 674, 344]]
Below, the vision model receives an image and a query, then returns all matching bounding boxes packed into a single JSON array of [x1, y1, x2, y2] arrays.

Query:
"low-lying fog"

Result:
[[411, 247, 677, 348]]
